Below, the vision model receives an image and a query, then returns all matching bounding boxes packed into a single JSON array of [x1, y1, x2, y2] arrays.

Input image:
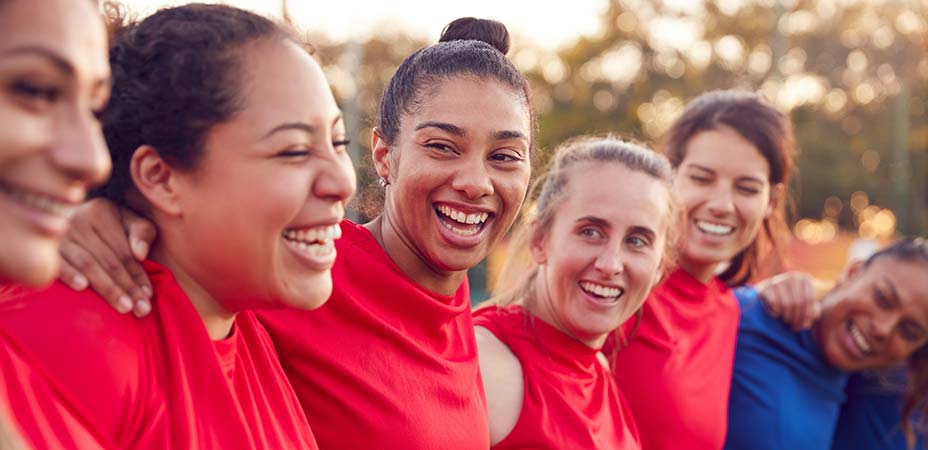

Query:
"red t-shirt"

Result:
[[610, 268, 740, 450], [258, 220, 489, 450], [0, 285, 110, 449], [474, 305, 641, 450], [0, 261, 316, 449]]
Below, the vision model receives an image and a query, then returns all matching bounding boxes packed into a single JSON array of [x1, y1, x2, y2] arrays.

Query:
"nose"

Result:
[[51, 110, 111, 189], [870, 310, 899, 345], [451, 159, 494, 200], [314, 146, 357, 206], [594, 245, 624, 278], [706, 186, 735, 217]]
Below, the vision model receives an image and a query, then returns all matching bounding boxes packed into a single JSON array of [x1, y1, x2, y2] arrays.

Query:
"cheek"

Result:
[[736, 196, 769, 227]]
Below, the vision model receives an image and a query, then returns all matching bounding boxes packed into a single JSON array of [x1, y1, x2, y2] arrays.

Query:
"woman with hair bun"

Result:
[[56, 16, 537, 449], [0, 3, 356, 448], [610, 90, 796, 450], [476, 136, 680, 449]]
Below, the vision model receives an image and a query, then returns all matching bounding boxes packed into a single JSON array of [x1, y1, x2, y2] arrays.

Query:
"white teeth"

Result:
[[0, 184, 76, 218], [282, 224, 341, 257], [436, 205, 489, 227], [580, 281, 623, 300], [849, 322, 873, 355], [696, 220, 734, 236], [441, 220, 479, 236]]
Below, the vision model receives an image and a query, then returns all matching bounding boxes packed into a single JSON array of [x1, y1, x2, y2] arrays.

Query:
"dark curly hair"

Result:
[[93, 2, 303, 207], [664, 90, 797, 286]]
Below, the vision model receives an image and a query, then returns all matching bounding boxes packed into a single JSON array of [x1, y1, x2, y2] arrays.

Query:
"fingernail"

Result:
[[71, 274, 88, 291], [133, 239, 149, 258], [117, 296, 133, 313], [134, 299, 151, 317], [141, 285, 152, 299]]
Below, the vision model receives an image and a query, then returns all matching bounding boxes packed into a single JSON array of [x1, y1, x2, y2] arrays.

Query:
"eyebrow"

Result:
[[880, 277, 901, 307], [263, 122, 316, 139], [414, 121, 465, 137], [495, 130, 528, 141], [0, 45, 74, 75]]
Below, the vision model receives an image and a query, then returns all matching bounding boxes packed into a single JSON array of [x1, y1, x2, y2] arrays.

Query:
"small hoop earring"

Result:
[[378, 177, 389, 187]]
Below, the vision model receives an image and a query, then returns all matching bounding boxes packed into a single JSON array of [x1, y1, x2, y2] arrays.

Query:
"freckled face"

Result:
[[382, 76, 532, 274], [0, 0, 111, 286], [532, 163, 669, 348], [817, 257, 928, 371], [675, 127, 774, 279]]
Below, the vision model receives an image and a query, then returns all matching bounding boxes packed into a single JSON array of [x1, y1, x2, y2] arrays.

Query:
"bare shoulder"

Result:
[[474, 325, 524, 445]]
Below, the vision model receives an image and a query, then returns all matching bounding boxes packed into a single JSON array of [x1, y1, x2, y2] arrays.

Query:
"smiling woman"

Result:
[[610, 90, 797, 450], [51, 15, 536, 450], [0, 3, 355, 448], [725, 238, 928, 450], [0, 0, 111, 287], [474, 136, 678, 449]]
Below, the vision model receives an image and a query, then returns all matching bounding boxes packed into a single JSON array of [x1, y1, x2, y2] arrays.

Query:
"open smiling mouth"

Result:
[[435, 204, 490, 237], [579, 281, 625, 305], [695, 220, 735, 236], [847, 321, 874, 357], [0, 182, 77, 218], [282, 224, 341, 257]]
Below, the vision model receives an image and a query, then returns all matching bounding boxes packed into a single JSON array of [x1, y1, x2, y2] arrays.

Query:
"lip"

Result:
[[577, 280, 624, 309], [432, 201, 495, 248], [690, 218, 737, 240], [839, 320, 871, 361], [280, 218, 343, 272], [0, 181, 82, 237]]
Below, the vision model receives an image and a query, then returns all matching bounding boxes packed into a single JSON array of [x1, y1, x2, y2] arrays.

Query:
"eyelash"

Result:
[[627, 236, 650, 248]]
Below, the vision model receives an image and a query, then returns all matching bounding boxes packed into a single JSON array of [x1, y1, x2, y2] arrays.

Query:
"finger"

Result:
[[59, 240, 134, 314], [87, 224, 152, 307], [57, 259, 89, 291], [119, 208, 156, 262]]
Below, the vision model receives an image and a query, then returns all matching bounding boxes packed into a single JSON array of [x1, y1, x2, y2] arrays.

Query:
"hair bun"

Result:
[[439, 17, 510, 55]]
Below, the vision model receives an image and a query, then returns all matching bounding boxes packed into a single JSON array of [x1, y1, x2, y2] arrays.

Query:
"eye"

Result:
[[11, 80, 61, 110], [626, 235, 651, 249], [333, 139, 351, 150], [736, 184, 761, 195], [898, 320, 927, 343], [278, 147, 311, 158], [578, 227, 604, 240], [425, 142, 457, 154], [874, 288, 892, 309], [489, 150, 524, 163], [689, 175, 712, 184]]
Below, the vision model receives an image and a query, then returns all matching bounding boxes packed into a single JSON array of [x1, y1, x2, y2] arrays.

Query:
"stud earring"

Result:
[[378, 177, 389, 187]]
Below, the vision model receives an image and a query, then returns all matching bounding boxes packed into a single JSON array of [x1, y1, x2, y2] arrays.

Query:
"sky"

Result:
[[121, 0, 609, 49]]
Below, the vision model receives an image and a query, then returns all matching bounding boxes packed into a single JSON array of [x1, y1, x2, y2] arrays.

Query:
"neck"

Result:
[[678, 258, 719, 284], [524, 267, 606, 349], [150, 240, 235, 340], [365, 215, 466, 297]]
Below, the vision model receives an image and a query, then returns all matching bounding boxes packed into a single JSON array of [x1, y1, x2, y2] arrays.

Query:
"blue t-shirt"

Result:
[[832, 369, 925, 450], [725, 287, 849, 450]]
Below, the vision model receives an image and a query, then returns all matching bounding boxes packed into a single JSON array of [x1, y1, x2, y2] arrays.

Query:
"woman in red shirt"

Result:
[[54, 17, 536, 450], [475, 137, 679, 449], [0, 1, 111, 448], [0, 4, 354, 448], [610, 90, 797, 450]]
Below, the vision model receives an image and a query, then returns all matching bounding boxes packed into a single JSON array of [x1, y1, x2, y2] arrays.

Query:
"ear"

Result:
[[528, 219, 547, 265], [371, 127, 393, 181], [765, 182, 785, 218], [129, 145, 183, 216]]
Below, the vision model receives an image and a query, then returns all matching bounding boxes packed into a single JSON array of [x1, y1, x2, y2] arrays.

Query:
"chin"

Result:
[[282, 277, 333, 311], [1, 245, 58, 287]]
